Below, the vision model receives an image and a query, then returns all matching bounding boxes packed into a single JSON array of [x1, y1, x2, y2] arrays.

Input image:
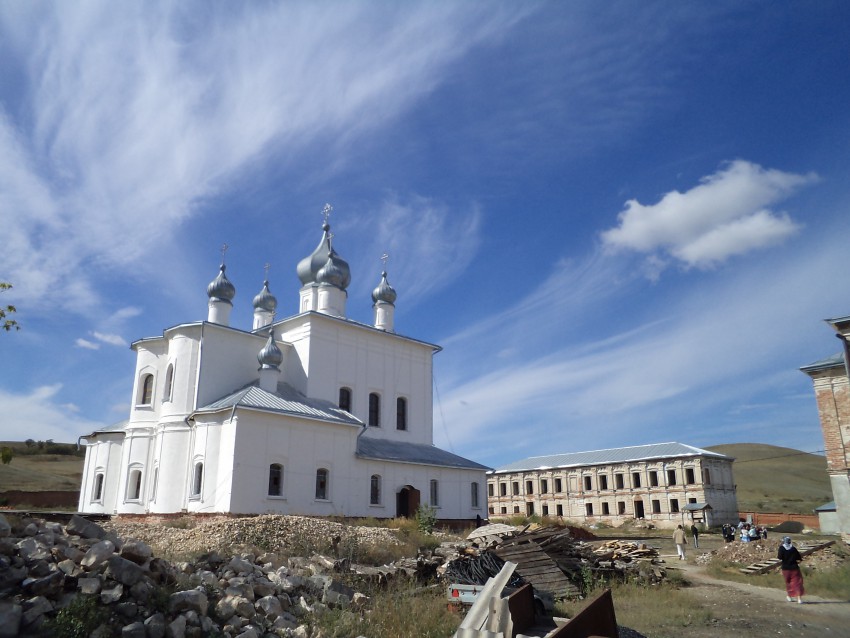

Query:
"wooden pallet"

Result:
[[495, 539, 580, 599], [739, 540, 835, 575]]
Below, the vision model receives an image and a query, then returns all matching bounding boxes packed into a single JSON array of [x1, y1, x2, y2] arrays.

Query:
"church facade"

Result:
[[78, 209, 489, 521]]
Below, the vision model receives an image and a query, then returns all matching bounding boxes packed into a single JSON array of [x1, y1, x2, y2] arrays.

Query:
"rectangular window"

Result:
[[396, 397, 407, 431], [92, 472, 105, 502], [471, 482, 479, 508], [601, 502, 610, 515], [268, 464, 283, 497], [652, 499, 661, 514], [599, 475, 608, 490], [585, 503, 593, 516], [618, 501, 626, 515], [649, 471, 659, 487], [315, 469, 329, 500], [685, 468, 695, 484], [489, 507, 495, 514], [615, 473, 624, 489], [703, 468, 711, 485], [430, 479, 439, 507], [501, 506, 507, 514], [555, 478, 563, 493], [526, 502, 534, 516], [512, 481, 519, 496], [370, 475, 381, 505], [689, 497, 697, 504], [556, 504, 564, 516], [192, 462, 203, 497], [338, 387, 352, 412], [513, 505, 520, 514], [670, 498, 680, 513], [488, 483, 495, 497], [541, 479, 548, 494], [667, 469, 677, 485], [526, 480, 533, 495], [583, 476, 592, 491], [632, 472, 641, 488], [500, 483, 507, 497], [542, 505, 549, 516], [368, 393, 381, 427]]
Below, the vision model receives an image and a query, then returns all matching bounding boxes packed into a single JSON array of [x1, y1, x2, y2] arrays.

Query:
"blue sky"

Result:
[[1, 2, 849, 469]]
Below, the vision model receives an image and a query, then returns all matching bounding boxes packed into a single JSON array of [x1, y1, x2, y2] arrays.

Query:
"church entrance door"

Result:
[[397, 485, 420, 518]]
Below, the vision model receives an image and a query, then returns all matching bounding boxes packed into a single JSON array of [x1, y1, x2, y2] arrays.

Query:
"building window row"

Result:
[[339, 387, 408, 431], [493, 465, 704, 497]]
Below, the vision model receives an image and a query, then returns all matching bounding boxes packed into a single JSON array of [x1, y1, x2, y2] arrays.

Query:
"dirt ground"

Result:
[[643, 532, 850, 637]]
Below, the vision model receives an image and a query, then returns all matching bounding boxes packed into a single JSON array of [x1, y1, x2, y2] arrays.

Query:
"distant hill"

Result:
[[0, 441, 85, 493], [706, 443, 832, 515]]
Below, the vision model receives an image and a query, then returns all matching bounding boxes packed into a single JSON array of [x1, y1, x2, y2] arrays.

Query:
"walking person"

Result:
[[690, 523, 700, 548], [778, 536, 805, 604], [673, 524, 687, 560]]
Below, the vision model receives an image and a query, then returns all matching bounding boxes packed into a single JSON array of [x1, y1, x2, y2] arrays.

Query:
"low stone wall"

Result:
[[0, 490, 79, 508]]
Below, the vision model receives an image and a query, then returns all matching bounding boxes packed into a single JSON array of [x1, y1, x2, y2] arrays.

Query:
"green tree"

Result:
[[1, 282, 19, 331], [0, 447, 12, 465]]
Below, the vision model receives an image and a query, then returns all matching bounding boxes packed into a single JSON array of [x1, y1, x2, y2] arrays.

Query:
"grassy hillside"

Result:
[[0, 441, 85, 492], [707, 443, 832, 514]]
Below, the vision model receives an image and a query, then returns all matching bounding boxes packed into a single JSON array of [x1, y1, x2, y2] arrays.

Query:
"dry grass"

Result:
[[0, 441, 84, 491], [558, 580, 713, 638], [312, 583, 459, 638]]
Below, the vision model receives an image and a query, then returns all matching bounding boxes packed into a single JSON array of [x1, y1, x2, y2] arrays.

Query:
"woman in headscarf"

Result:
[[778, 536, 805, 603]]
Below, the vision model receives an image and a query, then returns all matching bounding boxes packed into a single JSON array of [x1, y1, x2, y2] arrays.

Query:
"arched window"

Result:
[[471, 482, 479, 508], [396, 397, 407, 431], [315, 468, 329, 500], [138, 373, 154, 405], [430, 479, 439, 507], [163, 364, 174, 402], [192, 462, 204, 497], [370, 474, 381, 505], [268, 463, 283, 497], [127, 467, 143, 501], [338, 387, 352, 412], [368, 393, 380, 427], [92, 471, 105, 502]]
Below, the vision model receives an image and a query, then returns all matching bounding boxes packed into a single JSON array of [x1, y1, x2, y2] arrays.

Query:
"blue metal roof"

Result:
[[83, 419, 129, 438], [800, 351, 844, 373], [490, 442, 730, 474], [356, 437, 490, 470], [199, 382, 363, 426], [814, 501, 836, 512]]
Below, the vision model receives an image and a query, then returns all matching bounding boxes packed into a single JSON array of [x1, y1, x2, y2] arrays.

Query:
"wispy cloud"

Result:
[[0, 3, 528, 312], [75, 339, 99, 350], [91, 332, 125, 347], [600, 160, 817, 271]]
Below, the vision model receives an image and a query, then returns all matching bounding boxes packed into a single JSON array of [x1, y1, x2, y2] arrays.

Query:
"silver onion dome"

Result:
[[316, 250, 351, 290], [371, 271, 397, 305], [296, 223, 332, 285], [258, 329, 283, 369], [252, 280, 277, 313], [207, 264, 236, 303]]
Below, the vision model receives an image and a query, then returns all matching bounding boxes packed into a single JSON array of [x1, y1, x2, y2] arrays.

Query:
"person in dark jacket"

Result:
[[778, 536, 804, 603]]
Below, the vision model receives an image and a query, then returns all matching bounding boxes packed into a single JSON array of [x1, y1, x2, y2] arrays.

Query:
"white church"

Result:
[[78, 206, 489, 522]]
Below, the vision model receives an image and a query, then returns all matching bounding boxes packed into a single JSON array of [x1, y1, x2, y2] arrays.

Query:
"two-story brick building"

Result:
[[487, 442, 738, 529]]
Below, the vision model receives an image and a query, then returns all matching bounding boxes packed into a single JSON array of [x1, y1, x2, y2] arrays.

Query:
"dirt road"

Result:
[[662, 550, 850, 637]]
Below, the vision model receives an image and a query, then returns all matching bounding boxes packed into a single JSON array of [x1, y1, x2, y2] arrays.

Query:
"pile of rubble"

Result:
[[0, 512, 427, 637], [695, 539, 847, 570], [105, 515, 402, 559], [441, 525, 668, 601]]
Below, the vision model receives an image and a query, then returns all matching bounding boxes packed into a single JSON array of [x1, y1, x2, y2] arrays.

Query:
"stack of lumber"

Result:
[[592, 540, 659, 562]]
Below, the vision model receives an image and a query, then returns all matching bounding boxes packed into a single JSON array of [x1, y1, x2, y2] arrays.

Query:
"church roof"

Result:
[[81, 419, 129, 438], [356, 437, 491, 470], [490, 442, 730, 474], [198, 382, 362, 426]]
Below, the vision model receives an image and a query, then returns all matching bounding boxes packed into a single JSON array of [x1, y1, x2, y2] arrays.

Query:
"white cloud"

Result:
[[600, 160, 817, 270], [75, 339, 99, 350], [92, 331, 126, 347], [0, 384, 106, 442]]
